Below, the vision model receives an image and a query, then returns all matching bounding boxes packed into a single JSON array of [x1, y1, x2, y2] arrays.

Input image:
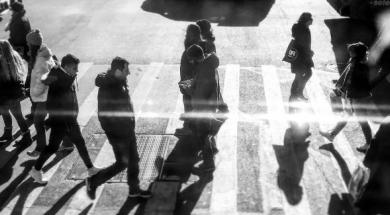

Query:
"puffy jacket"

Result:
[[8, 11, 31, 46], [292, 23, 314, 68], [95, 72, 135, 137], [29, 45, 55, 102], [43, 66, 78, 122]]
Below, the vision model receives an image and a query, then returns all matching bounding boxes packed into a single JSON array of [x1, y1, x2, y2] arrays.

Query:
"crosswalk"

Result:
[[0, 61, 381, 215]]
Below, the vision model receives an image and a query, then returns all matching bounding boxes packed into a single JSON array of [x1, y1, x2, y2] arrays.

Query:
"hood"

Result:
[[95, 72, 125, 88], [37, 45, 53, 59]]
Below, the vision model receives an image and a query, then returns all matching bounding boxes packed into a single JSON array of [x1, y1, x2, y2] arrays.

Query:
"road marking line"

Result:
[[77, 62, 94, 82], [165, 93, 184, 134], [210, 64, 239, 214], [261, 65, 312, 215], [64, 62, 164, 215]]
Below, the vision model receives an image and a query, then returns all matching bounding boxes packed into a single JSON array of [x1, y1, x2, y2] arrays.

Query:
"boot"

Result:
[[16, 131, 32, 146], [0, 127, 12, 142]]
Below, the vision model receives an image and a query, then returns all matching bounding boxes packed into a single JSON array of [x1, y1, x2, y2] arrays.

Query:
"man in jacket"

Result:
[[85, 57, 151, 199], [29, 54, 100, 184]]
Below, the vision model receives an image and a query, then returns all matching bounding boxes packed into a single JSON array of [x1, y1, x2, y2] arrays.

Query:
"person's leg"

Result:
[[33, 102, 47, 152], [9, 100, 32, 144], [299, 68, 312, 97], [0, 105, 13, 141], [67, 121, 93, 169], [127, 131, 140, 189]]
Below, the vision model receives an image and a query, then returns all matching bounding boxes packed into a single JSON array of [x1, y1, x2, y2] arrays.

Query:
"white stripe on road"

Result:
[[261, 65, 312, 215], [165, 93, 184, 134], [77, 62, 94, 82], [210, 64, 239, 214], [64, 62, 164, 215], [306, 71, 361, 177], [1, 63, 97, 215]]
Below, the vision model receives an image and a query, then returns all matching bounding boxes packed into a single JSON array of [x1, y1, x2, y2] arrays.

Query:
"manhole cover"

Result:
[[66, 135, 173, 183]]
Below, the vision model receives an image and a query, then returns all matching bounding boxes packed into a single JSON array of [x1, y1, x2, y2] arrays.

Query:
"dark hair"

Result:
[[11, 2, 24, 13], [110, 57, 129, 73], [196, 19, 215, 42], [186, 44, 204, 59], [348, 42, 368, 61], [184, 24, 201, 49], [61, 54, 80, 67], [298, 12, 313, 24]]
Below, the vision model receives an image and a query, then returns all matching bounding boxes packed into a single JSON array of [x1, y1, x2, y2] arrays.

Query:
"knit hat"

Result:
[[26, 29, 43, 46], [186, 44, 204, 59], [10, 2, 24, 13]]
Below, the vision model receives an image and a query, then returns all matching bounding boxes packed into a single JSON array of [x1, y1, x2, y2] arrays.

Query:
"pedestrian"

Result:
[[196, 19, 216, 54], [25, 29, 53, 157], [85, 57, 151, 199], [320, 42, 374, 152], [5, 1, 31, 61], [289, 12, 314, 100], [187, 44, 221, 171], [0, 40, 32, 145], [29, 54, 101, 184]]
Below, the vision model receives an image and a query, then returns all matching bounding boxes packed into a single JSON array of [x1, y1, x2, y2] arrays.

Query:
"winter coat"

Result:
[[43, 66, 78, 122], [0, 79, 25, 105], [95, 72, 135, 137], [7, 11, 31, 47], [179, 41, 208, 82], [336, 59, 371, 99], [29, 45, 55, 102], [291, 23, 314, 69]]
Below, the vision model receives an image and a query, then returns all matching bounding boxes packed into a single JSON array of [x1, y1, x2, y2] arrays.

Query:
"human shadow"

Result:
[[327, 193, 355, 215], [117, 197, 147, 215], [320, 143, 351, 186], [141, 0, 275, 26]]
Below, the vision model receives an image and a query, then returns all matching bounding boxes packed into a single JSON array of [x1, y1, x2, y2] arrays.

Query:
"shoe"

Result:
[[16, 131, 32, 146], [30, 168, 48, 184], [85, 177, 96, 199], [319, 131, 335, 142], [128, 187, 152, 198], [174, 128, 193, 137], [297, 95, 309, 101], [356, 144, 369, 153], [0, 127, 12, 142], [57, 144, 75, 152], [87, 166, 101, 177], [27, 150, 41, 157], [200, 161, 216, 172]]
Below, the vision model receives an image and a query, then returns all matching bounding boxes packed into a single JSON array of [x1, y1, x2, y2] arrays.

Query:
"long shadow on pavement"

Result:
[[141, 0, 275, 26]]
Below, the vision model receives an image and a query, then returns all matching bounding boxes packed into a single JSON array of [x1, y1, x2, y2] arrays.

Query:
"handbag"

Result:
[[178, 78, 195, 96], [282, 39, 299, 63]]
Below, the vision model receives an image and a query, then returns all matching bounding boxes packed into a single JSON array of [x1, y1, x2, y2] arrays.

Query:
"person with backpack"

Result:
[[5, 1, 31, 61], [289, 12, 314, 100], [85, 57, 152, 199], [29, 54, 100, 184], [320, 42, 374, 152], [0, 40, 32, 145], [25, 29, 53, 157]]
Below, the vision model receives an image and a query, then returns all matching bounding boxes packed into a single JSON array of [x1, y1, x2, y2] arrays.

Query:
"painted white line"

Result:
[[64, 62, 164, 215], [306, 71, 361, 177], [77, 62, 94, 82], [165, 93, 184, 134], [2, 66, 99, 215], [210, 64, 239, 214], [261, 65, 312, 215]]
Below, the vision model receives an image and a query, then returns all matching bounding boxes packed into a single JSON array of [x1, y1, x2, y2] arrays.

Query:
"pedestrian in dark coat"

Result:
[[29, 54, 100, 184], [86, 57, 151, 199], [0, 40, 31, 145], [196, 19, 216, 54], [5, 2, 31, 61], [290, 12, 314, 100]]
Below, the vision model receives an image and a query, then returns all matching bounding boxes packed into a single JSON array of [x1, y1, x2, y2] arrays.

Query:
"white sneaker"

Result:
[[27, 150, 41, 158], [30, 168, 48, 184], [87, 166, 101, 177], [319, 131, 335, 142]]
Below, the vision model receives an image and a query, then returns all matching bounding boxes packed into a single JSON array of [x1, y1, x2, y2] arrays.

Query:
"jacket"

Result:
[[291, 23, 314, 68], [95, 72, 135, 137], [337, 59, 371, 99], [0, 79, 25, 105], [29, 45, 55, 102], [8, 11, 31, 46], [43, 66, 78, 122]]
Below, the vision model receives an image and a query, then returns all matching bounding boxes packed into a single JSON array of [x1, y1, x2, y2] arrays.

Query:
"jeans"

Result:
[[89, 130, 140, 188], [291, 66, 312, 97], [0, 100, 29, 133], [34, 117, 93, 170], [33, 102, 47, 152]]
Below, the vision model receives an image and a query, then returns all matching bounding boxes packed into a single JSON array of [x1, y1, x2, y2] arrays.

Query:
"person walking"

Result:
[[29, 54, 100, 184], [85, 57, 151, 199], [0, 40, 32, 145], [320, 42, 374, 152], [5, 1, 31, 61], [290, 12, 314, 100], [196, 19, 216, 54], [26, 29, 53, 157]]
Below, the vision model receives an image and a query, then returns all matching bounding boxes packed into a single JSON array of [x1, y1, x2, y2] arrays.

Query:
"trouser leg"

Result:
[[33, 102, 47, 152], [67, 121, 93, 169], [9, 101, 29, 132]]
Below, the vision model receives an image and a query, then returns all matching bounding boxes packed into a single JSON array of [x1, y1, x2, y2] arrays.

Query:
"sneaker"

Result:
[[27, 150, 41, 157], [85, 177, 96, 199], [297, 95, 309, 101], [356, 144, 369, 153], [30, 168, 48, 184], [319, 131, 335, 142], [57, 145, 75, 152], [128, 187, 152, 198], [200, 161, 216, 172], [87, 166, 101, 177]]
